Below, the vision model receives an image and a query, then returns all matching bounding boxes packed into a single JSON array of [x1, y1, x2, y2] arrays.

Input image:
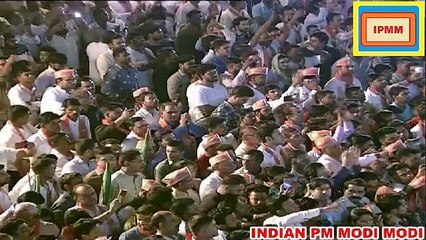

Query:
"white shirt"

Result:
[[264, 208, 321, 226], [27, 129, 52, 156], [365, 88, 384, 111], [40, 86, 71, 115], [175, 2, 199, 31], [258, 145, 283, 168], [317, 154, 341, 177], [61, 156, 96, 176], [304, 7, 328, 31], [187, 82, 229, 109], [35, 66, 56, 99], [134, 108, 160, 129], [96, 48, 114, 81], [9, 173, 58, 207], [197, 133, 237, 158], [324, 78, 362, 100], [0, 187, 12, 213], [61, 115, 92, 140], [51, 149, 71, 177], [0, 122, 37, 171], [86, 42, 109, 85], [0, 147, 18, 171], [199, 171, 223, 200], [219, 7, 250, 30], [245, 87, 266, 108], [110, 170, 145, 204], [282, 85, 317, 110], [121, 131, 143, 152], [46, 31, 80, 69], [127, 46, 154, 89], [7, 84, 38, 110]]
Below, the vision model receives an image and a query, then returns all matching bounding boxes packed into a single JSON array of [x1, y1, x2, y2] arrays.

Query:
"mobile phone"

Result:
[[279, 179, 293, 194]]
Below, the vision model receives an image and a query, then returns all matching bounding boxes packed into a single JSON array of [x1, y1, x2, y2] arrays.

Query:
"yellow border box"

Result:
[[353, 1, 425, 56]]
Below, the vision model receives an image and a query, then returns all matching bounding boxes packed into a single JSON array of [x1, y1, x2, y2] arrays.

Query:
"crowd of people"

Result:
[[0, 0, 424, 240]]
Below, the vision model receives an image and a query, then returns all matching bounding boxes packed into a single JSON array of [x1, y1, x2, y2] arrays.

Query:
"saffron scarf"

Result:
[[60, 115, 88, 141]]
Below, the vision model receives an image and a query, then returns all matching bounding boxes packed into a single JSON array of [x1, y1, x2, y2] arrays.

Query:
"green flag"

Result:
[[136, 129, 154, 165], [102, 162, 112, 204]]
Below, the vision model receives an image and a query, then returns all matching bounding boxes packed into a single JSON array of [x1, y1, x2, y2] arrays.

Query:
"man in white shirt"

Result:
[[283, 67, 321, 110], [257, 122, 284, 168], [121, 117, 149, 152], [28, 112, 61, 156], [34, 52, 67, 99], [0, 105, 37, 188], [304, 2, 328, 30], [324, 57, 362, 101], [59, 98, 91, 141], [40, 69, 75, 115], [61, 139, 96, 176], [49, 133, 75, 177], [365, 73, 390, 112], [219, 1, 250, 30], [7, 60, 38, 111], [96, 32, 126, 83], [245, 67, 268, 107], [86, 33, 109, 86], [187, 63, 229, 123], [133, 89, 160, 129], [199, 152, 236, 200]]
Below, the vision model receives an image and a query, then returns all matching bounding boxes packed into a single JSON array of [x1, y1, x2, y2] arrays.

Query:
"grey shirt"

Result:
[[167, 70, 190, 112]]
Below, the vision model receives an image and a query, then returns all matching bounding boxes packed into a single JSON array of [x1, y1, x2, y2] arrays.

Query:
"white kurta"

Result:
[[324, 78, 362, 100], [61, 156, 96, 176], [27, 129, 52, 156], [86, 42, 109, 85], [35, 66, 56, 99], [365, 88, 384, 111], [187, 82, 229, 109], [264, 208, 321, 226], [0, 188, 12, 213], [40, 86, 71, 115], [9, 173, 58, 207], [199, 171, 223, 200], [61, 115, 92, 140], [196, 133, 237, 158]]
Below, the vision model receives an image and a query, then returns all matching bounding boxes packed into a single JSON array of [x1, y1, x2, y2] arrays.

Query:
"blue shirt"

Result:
[[252, 2, 273, 24], [105, 65, 149, 103], [204, 55, 227, 75]]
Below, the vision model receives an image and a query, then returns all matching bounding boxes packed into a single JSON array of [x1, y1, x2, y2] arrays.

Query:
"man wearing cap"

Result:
[[133, 88, 160, 129], [162, 167, 200, 204], [196, 134, 221, 179], [27, 112, 61, 156], [199, 152, 236, 200], [245, 67, 268, 107], [324, 56, 362, 101], [316, 136, 344, 177], [283, 67, 320, 109], [40, 68, 75, 115], [167, 54, 196, 113]]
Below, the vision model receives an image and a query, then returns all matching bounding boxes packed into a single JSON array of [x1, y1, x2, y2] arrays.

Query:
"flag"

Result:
[[102, 162, 112, 204], [34, 174, 41, 193], [136, 129, 154, 165]]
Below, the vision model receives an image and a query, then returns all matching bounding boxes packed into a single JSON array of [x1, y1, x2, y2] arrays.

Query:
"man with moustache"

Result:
[[252, 99, 274, 123]]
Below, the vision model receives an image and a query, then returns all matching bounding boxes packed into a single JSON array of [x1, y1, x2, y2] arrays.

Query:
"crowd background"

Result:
[[0, 0, 424, 240]]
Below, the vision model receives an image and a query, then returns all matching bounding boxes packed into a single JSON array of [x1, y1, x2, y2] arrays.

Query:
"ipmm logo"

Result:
[[373, 25, 403, 34]]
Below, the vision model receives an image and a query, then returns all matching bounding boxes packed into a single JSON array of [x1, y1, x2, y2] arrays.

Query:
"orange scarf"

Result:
[[60, 115, 88, 141], [158, 118, 171, 130]]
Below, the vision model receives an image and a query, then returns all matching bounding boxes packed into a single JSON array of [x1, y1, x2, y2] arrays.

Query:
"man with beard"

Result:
[[141, 22, 172, 57], [60, 98, 91, 141], [167, 54, 196, 113], [40, 69, 76, 115], [188, 215, 220, 240], [202, 39, 231, 75], [324, 56, 362, 101], [27, 112, 61, 156], [61, 139, 96, 176], [332, 178, 381, 224], [245, 184, 271, 225], [257, 122, 284, 168], [246, 67, 268, 107], [34, 53, 67, 99], [252, 99, 274, 123], [200, 174, 246, 214], [187, 64, 229, 124], [234, 150, 263, 184], [96, 32, 126, 83]]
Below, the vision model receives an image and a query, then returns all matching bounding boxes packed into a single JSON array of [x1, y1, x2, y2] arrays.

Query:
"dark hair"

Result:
[[74, 139, 96, 156], [207, 116, 225, 130], [32, 154, 57, 174], [127, 116, 145, 127], [11, 60, 32, 77], [38, 112, 60, 127], [170, 198, 195, 220], [151, 211, 174, 228], [232, 16, 249, 28], [171, 160, 196, 172], [196, 63, 216, 75], [118, 150, 141, 166], [112, 47, 128, 58], [396, 148, 420, 158], [165, 140, 182, 149], [269, 195, 291, 215], [64, 209, 92, 226], [304, 163, 325, 181], [17, 191, 45, 204], [348, 134, 373, 147], [0, 218, 27, 236], [230, 86, 254, 98], [387, 163, 410, 179], [188, 215, 214, 235], [62, 98, 81, 108], [388, 86, 408, 99], [49, 52, 67, 65], [209, 204, 234, 225], [75, 76, 93, 89], [244, 149, 264, 163], [211, 39, 230, 50], [216, 144, 235, 152], [141, 22, 161, 39], [245, 183, 270, 197], [309, 31, 329, 44], [145, 186, 173, 210], [314, 90, 334, 103], [258, 123, 280, 142], [9, 105, 30, 122], [159, 102, 177, 113], [357, 171, 379, 181], [229, 230, 250, 240], [296, 197, 320, 210], [308, 177, 331, 189], [376, 194, 404, 213], [59, 173, 83, 192], [326, 12, 343, 24], [222, 174, 246, 186], [343, 178, 366, 191], [73, 219, 99, 239], [104, 32, 123, 44]]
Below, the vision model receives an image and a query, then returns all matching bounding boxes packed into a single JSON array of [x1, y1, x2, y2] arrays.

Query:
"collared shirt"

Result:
[[40, 86, 71, 115], [10, 173, 59, 207], [46, 31, 80, 69], [0, 122, 37, 171], [27, 129, 52, 156], [96, 48, 114, 81], [61, 156, 96, 176], [51, 148, 73, 177], [127, 46, 154, 89], [199, 171, 223, 200], [108, 169, 145, 204], [7, 84, 38, 110], [391, 102, 413, 121], [134, 107, 160, 129], [282, 85, 317, 110], [211, 101, 241, 131], [167, 70, 190, 112], [202, 55, 227, 75], [86, 42, 109, 85], [121, 131, 143, 152], [35, 66, 56, 99]]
